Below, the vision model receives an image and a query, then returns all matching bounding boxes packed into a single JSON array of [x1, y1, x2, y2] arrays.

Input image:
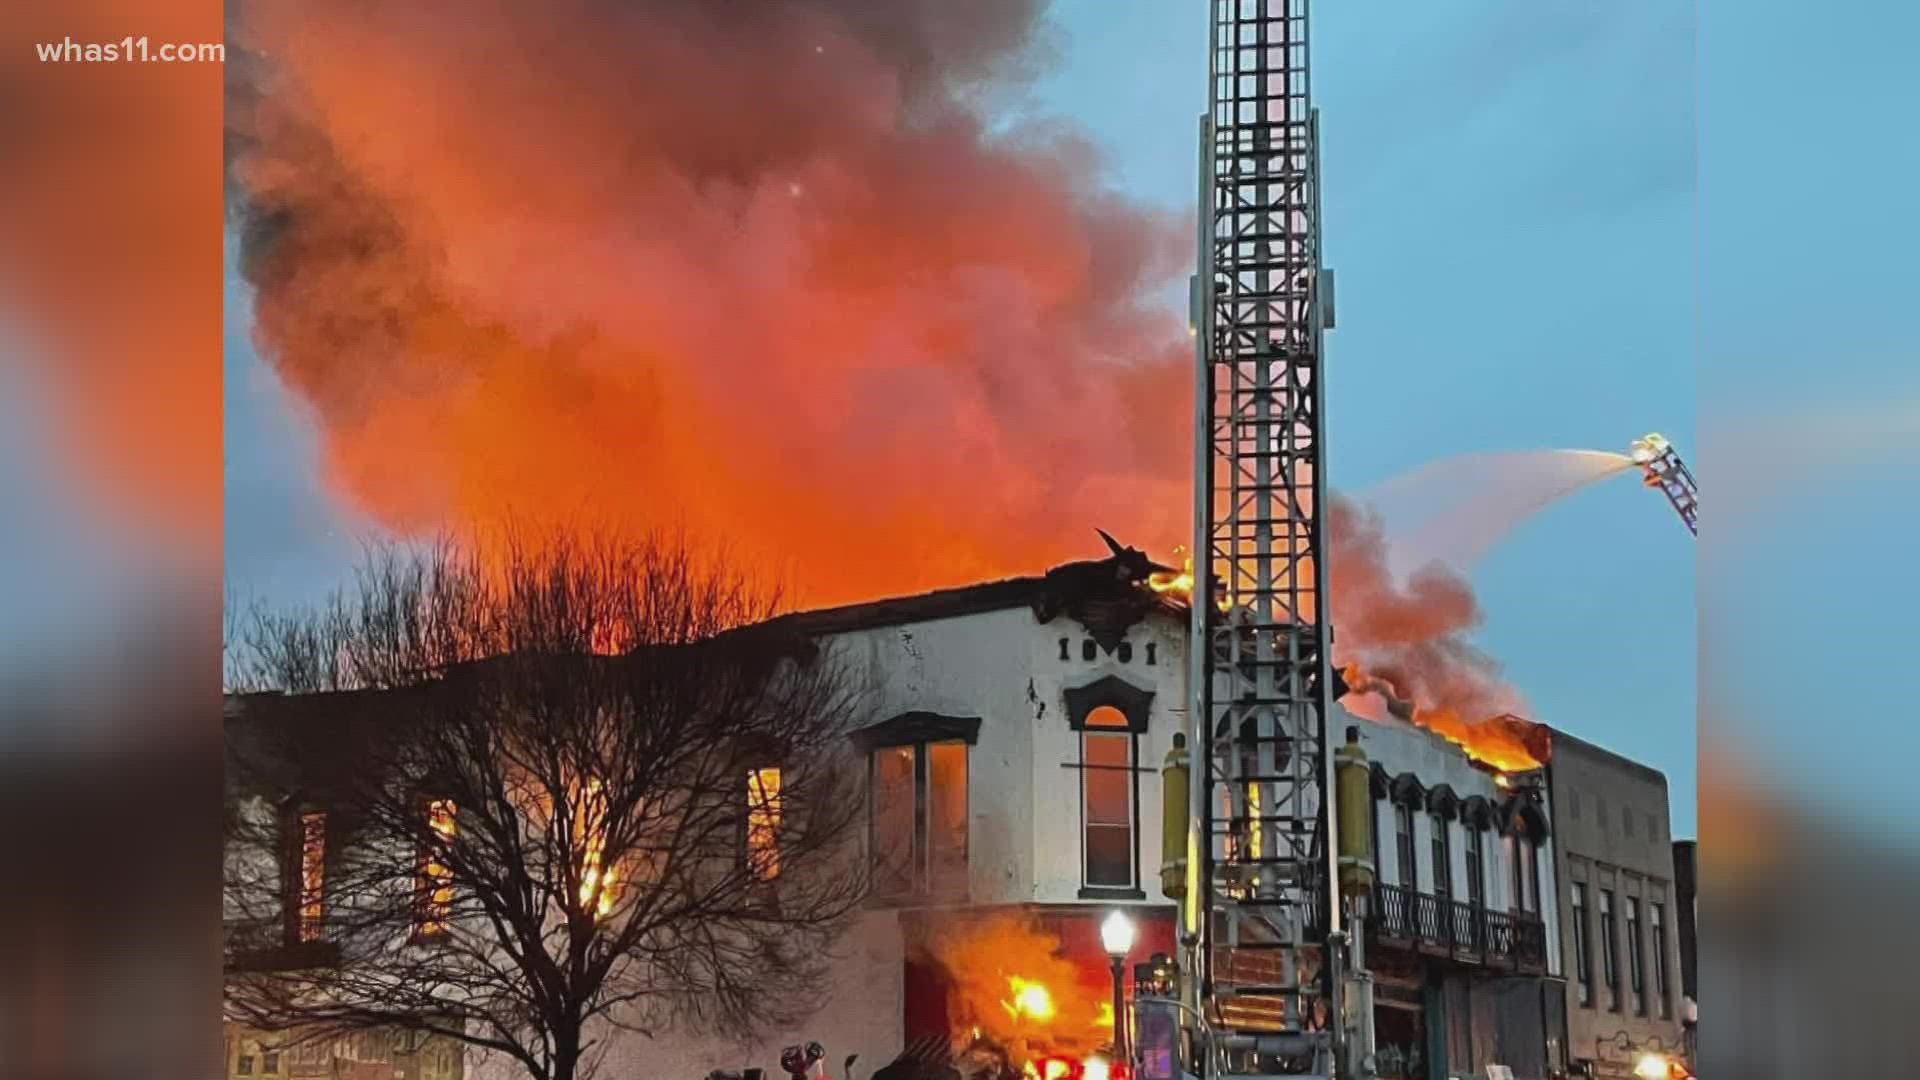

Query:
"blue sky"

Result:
[[224, 3, 1699, 835]]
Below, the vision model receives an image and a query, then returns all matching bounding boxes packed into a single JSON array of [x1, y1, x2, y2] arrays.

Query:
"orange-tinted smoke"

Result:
[[226, 0, 1191, 605], [1329, 496, 1545, 768]]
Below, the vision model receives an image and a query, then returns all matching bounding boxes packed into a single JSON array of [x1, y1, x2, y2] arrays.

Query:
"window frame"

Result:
[[1463, 825, 1485, 909], [1429, 810, 1453, 901], [413, 796, 458, 943], [865, 738, 971, 903], [1572, 883, 1593, 1007], [1627, 896, 1646, 1016], [1651, 900, 1671, 1018], [1600, 888, 1621, 1011], [1062, 677, 1154, 900], [284, 806, 328, 946], [745, 766, 783, 883], [1077, 707, 1140, 894], [1394, 804, 1418, 891]]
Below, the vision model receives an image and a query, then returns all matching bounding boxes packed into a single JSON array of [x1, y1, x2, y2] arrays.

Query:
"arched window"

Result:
[[1081, 705, 1135, 890], [1063, 676, 1153, 897]]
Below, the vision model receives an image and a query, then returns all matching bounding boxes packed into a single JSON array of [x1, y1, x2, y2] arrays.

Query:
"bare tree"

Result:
[[224, 533, 870, 1080]]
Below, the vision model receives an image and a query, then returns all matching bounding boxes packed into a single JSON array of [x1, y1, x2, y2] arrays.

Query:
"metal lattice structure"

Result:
[[1630, 434, 1698, 536], [1186, 0, 1340, 1073]]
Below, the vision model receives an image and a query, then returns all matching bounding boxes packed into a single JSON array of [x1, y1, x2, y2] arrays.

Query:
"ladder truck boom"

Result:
[[1147, 3, 1373, 1078], [1629, 432, 1698, 536]]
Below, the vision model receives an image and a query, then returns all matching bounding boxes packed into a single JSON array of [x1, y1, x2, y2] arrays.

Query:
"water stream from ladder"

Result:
[[1356, 449, 1635, 579]]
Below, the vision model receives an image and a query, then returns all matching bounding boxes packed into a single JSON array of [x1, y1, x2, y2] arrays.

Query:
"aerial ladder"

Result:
[[1629, 432, 1698, 536], [1139, 3, 1374, 1078]]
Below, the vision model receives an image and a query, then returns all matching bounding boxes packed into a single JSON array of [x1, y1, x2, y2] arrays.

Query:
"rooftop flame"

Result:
[[1343, 663, 1550, 771]]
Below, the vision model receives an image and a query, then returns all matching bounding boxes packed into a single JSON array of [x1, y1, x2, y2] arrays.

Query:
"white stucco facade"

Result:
[[229, 574, 1573, 1080], [1353, 707, 1562, 978]]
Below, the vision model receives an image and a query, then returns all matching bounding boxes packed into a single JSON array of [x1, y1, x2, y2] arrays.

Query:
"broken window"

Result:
[[747, 767, 783, 881], [869, 740, 969, 901], [1081, 705, 1136, 889], [416, 798, 457, 939]]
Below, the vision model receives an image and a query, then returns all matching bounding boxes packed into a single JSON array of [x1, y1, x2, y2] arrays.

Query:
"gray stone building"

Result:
[[1545, 730, 1686, 1078]]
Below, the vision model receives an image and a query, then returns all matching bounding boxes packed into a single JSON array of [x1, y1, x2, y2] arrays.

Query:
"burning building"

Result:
[[221, 540, 1583, 1080]]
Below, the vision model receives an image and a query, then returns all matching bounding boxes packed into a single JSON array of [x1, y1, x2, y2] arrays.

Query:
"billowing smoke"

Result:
[[1328, 495, 1547, 768], [225, 0, 1190, 605]]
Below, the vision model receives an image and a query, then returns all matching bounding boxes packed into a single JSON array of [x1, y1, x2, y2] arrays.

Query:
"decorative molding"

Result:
[[849, 712, 982, 751], [1387, 771, 1427, 808], [1460, 795, 1496, 830], [1064, 675, 1154, 732]]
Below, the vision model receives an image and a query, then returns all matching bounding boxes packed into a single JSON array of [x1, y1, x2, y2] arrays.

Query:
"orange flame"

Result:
[[922, 914, 1113, 1066], [1004, 977, 1057, 1023], [1146, 549, 1194, 598], [1343, 663, 1550, 772]]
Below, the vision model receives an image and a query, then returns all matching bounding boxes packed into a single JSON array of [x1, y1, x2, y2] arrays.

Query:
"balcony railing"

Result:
[[1371, 882, 1547, 971]]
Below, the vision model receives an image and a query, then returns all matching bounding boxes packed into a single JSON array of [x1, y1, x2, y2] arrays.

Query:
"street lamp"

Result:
[[1101, 910, 1137, 1065]]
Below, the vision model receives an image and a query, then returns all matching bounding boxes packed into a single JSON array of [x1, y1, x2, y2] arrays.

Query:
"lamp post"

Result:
[[1101, 910, 1137, 1066]]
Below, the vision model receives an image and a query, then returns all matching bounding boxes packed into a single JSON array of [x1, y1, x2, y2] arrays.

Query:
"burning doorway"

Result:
[[903, 906, 1175, 1077]]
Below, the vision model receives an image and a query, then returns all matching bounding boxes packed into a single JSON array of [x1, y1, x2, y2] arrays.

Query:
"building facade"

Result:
[[1356, 714, 1564, 1080], [1545, 731, 1686, 1078], [225, 553, 1649, 1080]]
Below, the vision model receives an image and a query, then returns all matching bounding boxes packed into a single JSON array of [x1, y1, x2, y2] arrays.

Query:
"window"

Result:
[[294, 810, 326, 943], [575, 778, 617, 919], [1523, 837, 1541, 914], [1651, 902, 1671, 1018], [1082, 706, 1137, 889], [1600, 889, 1620, 1011], [416, 798, 457, 938], [1464, 827, 1485, 908], [262, 1050, 280, 1074], [237, 1052, 255, 1076], [1394, 804, 1417, 890], [1627, 897, 1646, 1015], [1429, 812, 1452, 900], [1572, 884, 1594, 1007], [1508, 818, 1541, 914], [747, 767, 783, 881], [869, 740, 968, 900]]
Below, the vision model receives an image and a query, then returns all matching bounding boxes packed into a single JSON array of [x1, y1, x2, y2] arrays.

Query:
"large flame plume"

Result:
[[917, 913, 1112, 1067], [225, 0, 1189, 605]]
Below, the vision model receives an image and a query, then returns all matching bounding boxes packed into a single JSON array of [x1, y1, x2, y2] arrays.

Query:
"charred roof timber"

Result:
[[764, 532, 1184, 653]]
